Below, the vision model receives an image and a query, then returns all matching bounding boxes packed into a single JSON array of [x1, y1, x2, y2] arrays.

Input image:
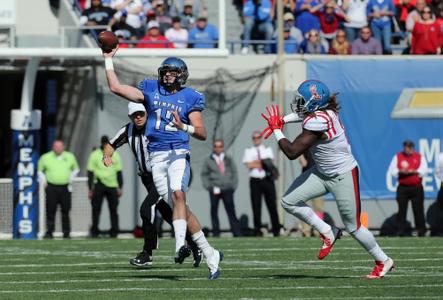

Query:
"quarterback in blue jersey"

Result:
[[102, 46, 222, 280]]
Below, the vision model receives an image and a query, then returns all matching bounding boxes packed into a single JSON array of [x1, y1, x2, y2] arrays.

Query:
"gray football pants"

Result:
[[281, 166, 361, 233]]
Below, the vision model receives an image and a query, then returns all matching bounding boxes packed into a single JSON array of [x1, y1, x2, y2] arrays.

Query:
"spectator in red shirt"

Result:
[[388, 140, 428, 236], [310, 0, 349, 44], [329, 28, 352, 54], [411, 6, 442, 54], [394, 0, 416, 31], [436, 3, 443, 48], [136, 20, 175, 48]]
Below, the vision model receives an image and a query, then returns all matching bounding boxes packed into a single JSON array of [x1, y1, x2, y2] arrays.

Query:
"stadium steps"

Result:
[[205, 1, 243, 53]]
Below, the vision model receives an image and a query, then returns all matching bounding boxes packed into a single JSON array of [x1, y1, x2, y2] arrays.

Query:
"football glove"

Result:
[[261, 105, 284, 139]]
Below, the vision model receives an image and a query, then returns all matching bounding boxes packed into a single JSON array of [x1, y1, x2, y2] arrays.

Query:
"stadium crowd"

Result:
[[79, 0, 219, 49], [77, 0, 443, 54]]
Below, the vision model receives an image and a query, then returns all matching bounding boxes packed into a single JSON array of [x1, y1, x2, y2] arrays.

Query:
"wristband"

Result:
[[105, 57, 114, 70], [274, 129, 286, 142], [182, 124, 195, 135]]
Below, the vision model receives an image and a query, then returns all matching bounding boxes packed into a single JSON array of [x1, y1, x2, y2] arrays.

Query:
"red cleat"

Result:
[[365, 258, 394, 279], [317, 228, 342, 260]]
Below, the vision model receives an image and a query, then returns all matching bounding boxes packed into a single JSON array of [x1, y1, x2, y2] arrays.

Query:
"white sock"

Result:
[[284, 202, 331, 235], [191, 230, 214, 259], [172, 219, 187, 253], [351, 227, 388, 262]]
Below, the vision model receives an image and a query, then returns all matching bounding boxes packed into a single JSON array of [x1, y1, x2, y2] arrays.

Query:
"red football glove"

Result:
[[261, 105, 284, 139]]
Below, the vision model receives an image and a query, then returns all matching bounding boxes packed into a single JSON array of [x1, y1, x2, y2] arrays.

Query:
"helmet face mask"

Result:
[[291, 92, 308, 118], [158, 57, 189, 89]]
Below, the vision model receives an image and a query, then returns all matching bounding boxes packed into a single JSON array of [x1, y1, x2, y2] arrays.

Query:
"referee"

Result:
[[103, 102, 201, 267], [38, 140, 79, 239]]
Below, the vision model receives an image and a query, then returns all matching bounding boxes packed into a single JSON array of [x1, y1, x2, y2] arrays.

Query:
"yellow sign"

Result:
[[391, 88, 443, 119], [410, 92, 443, 108]]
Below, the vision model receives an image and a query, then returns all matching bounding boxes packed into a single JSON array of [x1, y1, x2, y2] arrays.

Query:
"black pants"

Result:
[[396, 184, 426, 236], [140, 173, 197, 253], [210, 189, 242, 237], [437, 183, 443, 213], [45, 184, 71, 235], [249, 177, 280, 236], [91, 182, 119, 237]]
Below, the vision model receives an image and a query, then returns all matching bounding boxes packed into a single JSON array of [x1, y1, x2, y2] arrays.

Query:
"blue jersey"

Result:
[[138, 79, 205, 152]]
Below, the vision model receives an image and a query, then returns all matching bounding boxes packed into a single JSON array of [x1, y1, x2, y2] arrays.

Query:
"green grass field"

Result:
[[0, 236, 442, 299]]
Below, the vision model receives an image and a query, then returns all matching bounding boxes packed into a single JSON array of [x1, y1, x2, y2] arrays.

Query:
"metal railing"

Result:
[[58, 24, 411, 54], [0, 25, 15, 48]]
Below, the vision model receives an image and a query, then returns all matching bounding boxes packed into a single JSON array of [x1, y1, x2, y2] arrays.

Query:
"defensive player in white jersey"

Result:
[[102, 47, 222, 280], [261, 80, 394, 279]]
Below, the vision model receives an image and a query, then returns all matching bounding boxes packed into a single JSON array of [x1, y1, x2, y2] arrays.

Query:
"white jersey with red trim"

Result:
[[303, 109, 357, 176]]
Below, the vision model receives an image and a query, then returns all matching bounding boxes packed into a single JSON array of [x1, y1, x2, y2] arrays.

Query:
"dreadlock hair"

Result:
[[305, 93, 340, 117], [324, 93, 340, 113]]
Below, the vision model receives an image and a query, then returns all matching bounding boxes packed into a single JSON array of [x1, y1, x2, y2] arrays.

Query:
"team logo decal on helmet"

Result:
[[309, 84, 322, 100], [291, 80, 330, 114]]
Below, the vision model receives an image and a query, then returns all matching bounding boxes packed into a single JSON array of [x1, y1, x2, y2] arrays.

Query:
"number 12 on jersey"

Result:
[[154, 108, 178, 132]]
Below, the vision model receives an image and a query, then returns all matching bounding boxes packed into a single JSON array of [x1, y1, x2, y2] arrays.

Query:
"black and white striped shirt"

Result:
[[109, 123, 151, 174]]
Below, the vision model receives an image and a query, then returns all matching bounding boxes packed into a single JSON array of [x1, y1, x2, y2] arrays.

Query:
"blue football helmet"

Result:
[[158, 57, 189, 88], [291, 80, 330, 115]]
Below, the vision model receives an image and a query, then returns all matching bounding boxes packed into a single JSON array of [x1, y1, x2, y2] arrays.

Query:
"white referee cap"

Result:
[[128, 102, 146, 115]]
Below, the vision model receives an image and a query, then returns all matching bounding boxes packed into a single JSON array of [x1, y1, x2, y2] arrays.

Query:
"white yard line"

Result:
[[0, 284, 443, 294]]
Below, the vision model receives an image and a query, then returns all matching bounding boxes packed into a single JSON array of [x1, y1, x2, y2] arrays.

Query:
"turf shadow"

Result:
[[267, 274, 352, 280], [120, 274, 183, 281]]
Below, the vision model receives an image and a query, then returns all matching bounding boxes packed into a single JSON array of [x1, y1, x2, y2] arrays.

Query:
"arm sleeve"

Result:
[[87, 171, 94, 190], [109, 125, 129, 149], [388, 155, 399, 177], [117, 171, 123, 188], [189, 91, 205, 113], [417, 155, 428, 178], [283, 113, 303, 123]]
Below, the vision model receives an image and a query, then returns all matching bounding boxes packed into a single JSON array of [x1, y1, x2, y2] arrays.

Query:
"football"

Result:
[[98, 31, 118, 53]]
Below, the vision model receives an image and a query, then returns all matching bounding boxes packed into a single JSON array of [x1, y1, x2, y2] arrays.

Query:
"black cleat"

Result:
[[174, 245, 192, 264], [43, 232, 53, 239], [192, 248, 202, 268], [130, 251, 153, 267]]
